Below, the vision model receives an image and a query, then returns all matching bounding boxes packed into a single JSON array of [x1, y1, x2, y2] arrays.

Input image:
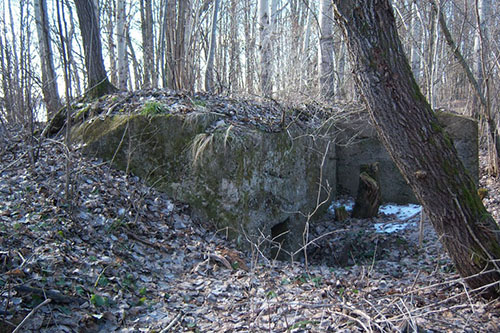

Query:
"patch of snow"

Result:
[[379, 203, 421, 220], [329, 198, 421, 221], [374, 222, 416, 234], [329, 198, 355, 214]]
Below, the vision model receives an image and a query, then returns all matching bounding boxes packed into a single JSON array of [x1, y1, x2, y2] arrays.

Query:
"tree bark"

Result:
[[34, 0, 61, 117], [243, 0, 255, 94], [333, 0, 500, 298], [229, 0, 240, 93], [409, 1, 421, 81], [352, 163, 381, 219], [104, 0, 117, 85], [140, 0, 155, 89], [116, 0, 128, 90], [74, 0, 116, 98], [204, 0, 219, 92], [318, 0, 336, 100], [258, 0, 272, 97]]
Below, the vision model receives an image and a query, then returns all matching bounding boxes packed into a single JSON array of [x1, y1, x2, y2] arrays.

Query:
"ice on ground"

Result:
[[330, 198, 421, 219], [328, 198, 355, 214], [374, 222, 416, 233], [329, 197, 422, 234], [379, 203, 421, 220]]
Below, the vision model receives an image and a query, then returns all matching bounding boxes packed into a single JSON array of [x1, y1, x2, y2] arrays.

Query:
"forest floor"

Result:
[[1, 128, 500, 332]]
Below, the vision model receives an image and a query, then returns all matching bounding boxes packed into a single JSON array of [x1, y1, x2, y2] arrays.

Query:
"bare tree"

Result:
[[74, 0, 117, 98], [104, 0, 117, 85], [116, 0, 128, 90], [333, 0, 500, 298], [228, 0, 241, 93], [34, 0, 61, 117], [258, 0, 272, 97], [140, 0, 155, 88], [204, 0, 220, 92], [318, 0, 335, 99]]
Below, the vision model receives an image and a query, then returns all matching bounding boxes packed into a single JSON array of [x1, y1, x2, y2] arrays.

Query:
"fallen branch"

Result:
[[12, 298, 52, 333], [160, 311, 183, 332], [14, 285, 85, 304]]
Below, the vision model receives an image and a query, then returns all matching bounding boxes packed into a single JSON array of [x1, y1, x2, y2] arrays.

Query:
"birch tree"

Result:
[[116, 0, 128, 90]]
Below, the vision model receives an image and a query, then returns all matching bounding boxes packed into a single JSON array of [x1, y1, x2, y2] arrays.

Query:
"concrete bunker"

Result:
[[72, 93, 478, 260]]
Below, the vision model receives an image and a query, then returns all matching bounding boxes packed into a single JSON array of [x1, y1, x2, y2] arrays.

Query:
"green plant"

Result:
[[191, 98, 207, 107], [90, 294, 108, 307], [311, 276, 322, 287], [122, 273, 137, 291], [294, 273, 309, 284], [231, 261, 240, 270], [288, 320, 319, 331], [266, 290, 277, 299], [75, 285, 85, 296], [97, 275, 109, 287], [280, 278, 290, 285], [136, 296, 147, 306], [140, 101, 166, 116]]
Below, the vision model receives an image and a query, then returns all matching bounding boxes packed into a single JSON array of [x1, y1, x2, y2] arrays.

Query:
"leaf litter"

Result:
[[0, 127, 499, 332]]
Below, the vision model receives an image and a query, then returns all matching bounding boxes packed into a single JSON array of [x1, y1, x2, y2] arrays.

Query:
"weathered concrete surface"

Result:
[[72, 102, 478, 259], [336, 112, 478, 203], [72, 112, 336, 259]]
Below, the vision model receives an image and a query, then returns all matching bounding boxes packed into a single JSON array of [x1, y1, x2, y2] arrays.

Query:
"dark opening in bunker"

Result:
[[271, 218, 290, 259]]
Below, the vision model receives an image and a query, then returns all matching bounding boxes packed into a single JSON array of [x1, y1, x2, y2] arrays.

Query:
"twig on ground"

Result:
[[0, 151, 28, 173], [160, 311, 183, 332], [12, 298, 52, 333], [14, 285, 85, 304]]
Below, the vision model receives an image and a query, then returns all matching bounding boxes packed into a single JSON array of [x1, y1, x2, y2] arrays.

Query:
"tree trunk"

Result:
[[65, 3, 82, 96], [204, 0, 219, 92], [333, 0, 500, 298], [140, 0, 155, 89], [243, 0, 255, 94], [126, 31, 139, 90], [34, 0, 61, 118], [105, 0, 117, 85], [352, 163, 381, 219], [473, 0, 490, 104], [229, 0, 240, 93], [431, 0, 499, 175], [116, 0, 128, 90], [300, 6, 312, 91], [318, 0, 335, 100], [74, 0, 116, 98], [158, 0, 169, 88], [409, 1, 421, 81], [258, 0, 272, 97]]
